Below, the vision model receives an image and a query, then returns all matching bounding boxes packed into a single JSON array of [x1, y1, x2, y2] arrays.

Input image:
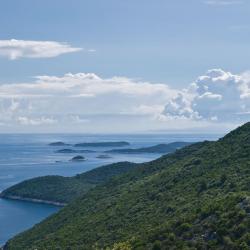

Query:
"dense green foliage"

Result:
[[106, 142, 192, 154], [1, 162, 136, 204], [5, 123, 250, 249], [1, 142, 189, 204]]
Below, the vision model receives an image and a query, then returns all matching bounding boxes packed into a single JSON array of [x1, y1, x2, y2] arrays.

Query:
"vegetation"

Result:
[[106, 142, 192, 154], [70, 155, 85, 161], [0, 162, 136, 204], [4, 123, 250, 249], [49, 142, 70, 146]]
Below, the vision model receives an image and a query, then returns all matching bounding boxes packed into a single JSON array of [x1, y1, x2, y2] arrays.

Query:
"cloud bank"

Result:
[[0, 39, 82, 60], [204, 0, 244, 5], [163, 69, 250, 123], [0, 69, 249, 132]]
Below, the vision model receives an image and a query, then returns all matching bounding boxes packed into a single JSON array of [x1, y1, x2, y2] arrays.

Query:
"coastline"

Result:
[[1, 195, 66, 207]]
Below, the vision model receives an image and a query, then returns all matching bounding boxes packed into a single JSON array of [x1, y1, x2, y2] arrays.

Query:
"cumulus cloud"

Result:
[[163, 69, 250, 123], [17, 116, 57, 126], [0, 73, 179, 131], [131, 105, 164, 116], [0, 69, 250, 132], [0, 73, 177, 101], [0, 39, 82, 60]]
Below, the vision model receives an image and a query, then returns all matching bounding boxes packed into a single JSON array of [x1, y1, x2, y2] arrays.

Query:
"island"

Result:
[[56, 149, 96, 154], [49, 141, 70, 146], [70, 155, 85, 162], [56, 148, 76, 153], [0, 162, 136, 204], [96, 154, 112, 159], [74, 141, 130, 147], [106, 142, 192, 154]]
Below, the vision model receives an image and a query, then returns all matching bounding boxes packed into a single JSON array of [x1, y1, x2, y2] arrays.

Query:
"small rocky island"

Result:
[[96, 154, 112, 159], [74, 141, 130, 147], [49, 141, 70, 146], [56, 149, 96, 154], [70, 155, 85, 162], [56, 149, 76, 153], [106, 142, 192, 154]]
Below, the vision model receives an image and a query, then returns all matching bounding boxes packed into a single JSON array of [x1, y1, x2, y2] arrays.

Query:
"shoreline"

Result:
[[1, 195, 66, 207]]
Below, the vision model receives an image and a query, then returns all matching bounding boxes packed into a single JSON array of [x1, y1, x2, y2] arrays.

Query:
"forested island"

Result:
[[74, 141, 130, 147], [0, 162, 136, 204], [106, 142, 192, 154], [55, 149, 96, 154]]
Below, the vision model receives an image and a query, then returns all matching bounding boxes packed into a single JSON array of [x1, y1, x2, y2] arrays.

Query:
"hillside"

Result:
[[1, 141, 189, 204], [5, 123, 250, 249], [0, 162, 136, 204], [106, 142, 192, 154]]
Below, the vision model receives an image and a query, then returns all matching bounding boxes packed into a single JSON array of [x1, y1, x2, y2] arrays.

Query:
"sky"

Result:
[[0, 0, 250, 133]]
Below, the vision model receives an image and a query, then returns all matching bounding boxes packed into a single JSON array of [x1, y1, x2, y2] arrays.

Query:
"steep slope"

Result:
[[5, 123, 250, 250], [0, 162, 136, 204]]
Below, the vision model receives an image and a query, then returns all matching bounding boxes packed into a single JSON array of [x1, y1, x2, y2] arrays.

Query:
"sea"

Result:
[[0, 133, 222, 246]]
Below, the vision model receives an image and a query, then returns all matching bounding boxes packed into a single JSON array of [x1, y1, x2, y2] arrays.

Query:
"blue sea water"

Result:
[[0, 133, 222, 246]]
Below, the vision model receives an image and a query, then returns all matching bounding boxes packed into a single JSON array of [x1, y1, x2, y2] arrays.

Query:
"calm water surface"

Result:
[[0, 133, 222, 245]]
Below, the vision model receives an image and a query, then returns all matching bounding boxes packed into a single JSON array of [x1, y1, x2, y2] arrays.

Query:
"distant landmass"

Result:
[[74, 141, 130, 147], [96, 154, 112, 159], [49, 141, 70, 146], [106, 142, 192, 154], [4, 123, 250, 249], [55, 149, 96, 154], [70, 155, 85, 162]]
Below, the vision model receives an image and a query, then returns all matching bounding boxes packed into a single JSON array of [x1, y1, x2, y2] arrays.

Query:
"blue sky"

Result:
[[0, 0, 250, 132], [1, 0, 250, 84]]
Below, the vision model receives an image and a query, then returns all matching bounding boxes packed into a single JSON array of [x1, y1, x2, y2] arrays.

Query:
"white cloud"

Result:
[[204, 0, 244, 5], [163, 93, 200, 120], [67, 115, 90, 124], [131, 105, 164, 116], [17, 116, 57, 126], [0, 39, 82, 60], [0, 73, 176, 100], [0, 69, 250, 132], [163, 69, 250, 123], [0, 73, 179, 131]]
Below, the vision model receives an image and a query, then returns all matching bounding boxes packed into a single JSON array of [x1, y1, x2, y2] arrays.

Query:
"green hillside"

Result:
[[5, 123, 250, 249], [1, 141, 190, 204], [0, 162, 136, 204]]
